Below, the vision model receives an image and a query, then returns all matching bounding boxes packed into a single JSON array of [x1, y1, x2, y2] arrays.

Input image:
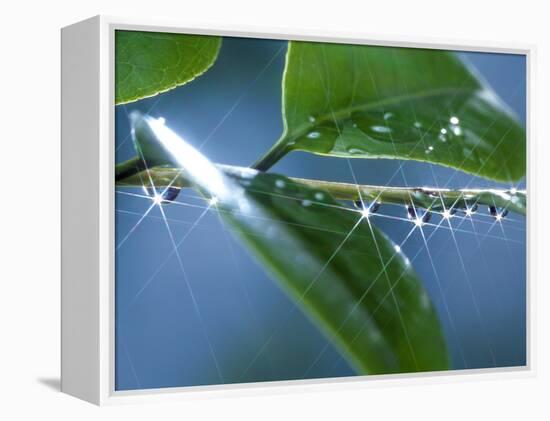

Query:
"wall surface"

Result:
[[0, 0, 548, 419]]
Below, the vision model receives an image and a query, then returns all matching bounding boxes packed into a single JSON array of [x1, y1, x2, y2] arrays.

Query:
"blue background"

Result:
[[115, 37, 526, 390]]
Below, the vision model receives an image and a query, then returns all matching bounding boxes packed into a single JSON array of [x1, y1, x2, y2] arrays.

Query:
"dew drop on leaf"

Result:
[[307, 131, 321, 139], [347, 147, 365, 155], [370, 125, 391, 134]]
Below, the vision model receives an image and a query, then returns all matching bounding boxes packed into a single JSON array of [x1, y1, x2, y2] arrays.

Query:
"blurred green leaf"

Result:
[[214, 170, 449, 374], [115, 31, 221, 104], [254, 42, 525, 183]]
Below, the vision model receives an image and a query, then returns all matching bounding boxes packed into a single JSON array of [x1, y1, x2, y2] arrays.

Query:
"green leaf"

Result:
[[128, 112, 450, 374], [219, 170, 450, 374], [254, 42, 526, 183], [115, 30, 221, 105]]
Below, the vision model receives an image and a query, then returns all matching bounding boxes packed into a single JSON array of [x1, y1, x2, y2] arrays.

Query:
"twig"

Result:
[[115, 160, 526, 215]]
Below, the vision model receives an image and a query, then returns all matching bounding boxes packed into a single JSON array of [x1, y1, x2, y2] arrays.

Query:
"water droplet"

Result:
[[275, 179, 285, 188], [148, 186, 181, 204], [440, 128, 447, 135], [490, 206, 508, 221], [442, 207, 456, 219], [408, 205, 431, 224], [314, 192, 325, 201], [308, 116, 316, 123], [452, 126, 462, 136], [422, 211, 432, 223], [307, 131, 321, 139], [510, 187, 517, 195], [302, 199, 312, 207], [414, 121, 422, 128], [347, 147, 365, 155], [371, 125, 391, 134], [464, 203, 478, 216], [354, 200, 380, 214], [152, 194, 164, 205], [383, 112, 394, 120], [162, 187, 181, 202], [450, 116, 460, 125], [394, 244, 401, 253], [438, 134, 447, 142]]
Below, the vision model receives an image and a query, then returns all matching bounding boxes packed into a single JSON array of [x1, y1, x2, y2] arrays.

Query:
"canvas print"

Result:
[[114, 30, 526, 391]]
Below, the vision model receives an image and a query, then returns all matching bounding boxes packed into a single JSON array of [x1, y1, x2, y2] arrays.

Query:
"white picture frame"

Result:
[[61, 15, 535, 405]]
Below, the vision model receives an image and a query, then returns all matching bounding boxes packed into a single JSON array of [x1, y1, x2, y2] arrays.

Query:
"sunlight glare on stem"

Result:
[[136, 113, 233, 202]]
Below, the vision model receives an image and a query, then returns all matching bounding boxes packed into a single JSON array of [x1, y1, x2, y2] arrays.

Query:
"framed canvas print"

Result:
[[61, 16, 532, 405]]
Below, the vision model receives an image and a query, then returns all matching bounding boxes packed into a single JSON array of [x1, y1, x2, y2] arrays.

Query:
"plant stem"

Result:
[[251, 141, 290, 171], [292, 177, 525, 215], [115, 156, 145, 181], [115, 161, 526, 215]]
